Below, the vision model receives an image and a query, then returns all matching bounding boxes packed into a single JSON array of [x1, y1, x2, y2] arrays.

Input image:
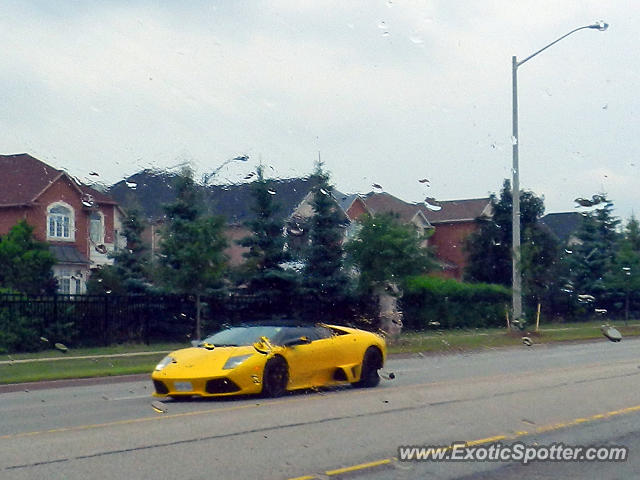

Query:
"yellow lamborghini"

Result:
[[151, 320, 386, 398]]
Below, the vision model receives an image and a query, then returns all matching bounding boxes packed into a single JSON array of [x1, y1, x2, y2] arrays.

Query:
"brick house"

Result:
[[0, 153, 124, 293], [343, 193, 492, 281], [418, 198, 492, 280]]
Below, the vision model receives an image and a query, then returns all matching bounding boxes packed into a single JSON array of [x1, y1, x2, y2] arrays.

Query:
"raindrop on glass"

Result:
[[511, 136, 518, 145], [577, 294, 596, 304], [267, 189, 276, 195]]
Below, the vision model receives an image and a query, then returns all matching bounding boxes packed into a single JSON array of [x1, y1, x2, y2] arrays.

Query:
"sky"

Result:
[[1, 1, 638, 220]]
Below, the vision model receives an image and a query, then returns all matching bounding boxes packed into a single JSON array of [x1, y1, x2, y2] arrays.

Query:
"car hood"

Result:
[[157, 345, 258, 375]]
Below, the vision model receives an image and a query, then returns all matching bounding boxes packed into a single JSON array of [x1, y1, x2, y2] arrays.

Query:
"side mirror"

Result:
[[284, 336, 311, 347], [253, 336, 274, 354]]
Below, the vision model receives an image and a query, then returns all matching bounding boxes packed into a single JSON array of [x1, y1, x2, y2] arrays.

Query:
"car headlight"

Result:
[[223, 354, 252, 370], [155, 355, 176, 371]]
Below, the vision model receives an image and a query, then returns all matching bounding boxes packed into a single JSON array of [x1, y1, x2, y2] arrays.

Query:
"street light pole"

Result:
[[511, 21, 608, 322]]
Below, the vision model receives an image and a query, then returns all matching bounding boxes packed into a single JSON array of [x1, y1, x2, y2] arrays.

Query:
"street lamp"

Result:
[[511, 21, 608, 322]]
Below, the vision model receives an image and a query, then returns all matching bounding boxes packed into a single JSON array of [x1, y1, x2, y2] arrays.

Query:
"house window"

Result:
[[90, 212, 104, 244], [57, 269, 71, 294], [47, 203, 74, 241], [56, 269, 83, 294]]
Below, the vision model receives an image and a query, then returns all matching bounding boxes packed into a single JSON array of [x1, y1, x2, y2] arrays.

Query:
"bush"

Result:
[[401, 276, 511, 330]]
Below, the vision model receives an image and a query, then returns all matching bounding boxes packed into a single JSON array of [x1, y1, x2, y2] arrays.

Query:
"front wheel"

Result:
[[262, 356, 289, 397], [354, 347, 382, 388]]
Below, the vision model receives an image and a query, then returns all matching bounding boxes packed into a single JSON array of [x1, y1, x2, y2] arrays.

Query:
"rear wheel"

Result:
[[262, 356, 289, 397], [354, 347, 382, 388]]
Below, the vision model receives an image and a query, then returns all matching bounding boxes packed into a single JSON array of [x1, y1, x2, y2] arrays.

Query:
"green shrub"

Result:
[[401, 276, 511, 330]]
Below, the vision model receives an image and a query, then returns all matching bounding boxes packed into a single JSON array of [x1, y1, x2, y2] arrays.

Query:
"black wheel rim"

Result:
[[266, 359, 287, 394]]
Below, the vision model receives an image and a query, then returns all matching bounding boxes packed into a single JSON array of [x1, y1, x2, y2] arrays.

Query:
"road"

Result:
[[1, 338, 639, 479]]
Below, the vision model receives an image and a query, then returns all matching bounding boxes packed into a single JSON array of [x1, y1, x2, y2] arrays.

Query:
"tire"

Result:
[[262, 356, 289, 397], [354, 347, 382, 388]]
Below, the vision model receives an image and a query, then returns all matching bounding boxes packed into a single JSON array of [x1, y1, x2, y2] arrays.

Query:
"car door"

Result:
[[281, 327, 336, 389]]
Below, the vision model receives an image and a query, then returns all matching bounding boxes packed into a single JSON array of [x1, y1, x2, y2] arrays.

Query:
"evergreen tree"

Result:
[[464, 179, 546, 286], [604, 215, 640, 322], [87, 207, 152, 295], [0, 221, 57, 295], [302, 162, 351, 318], [158, 168, 228, 339], [565, 196, 620, 310], [238, 165, 297, 304]]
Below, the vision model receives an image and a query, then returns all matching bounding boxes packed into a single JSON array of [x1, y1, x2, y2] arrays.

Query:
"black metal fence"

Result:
[[0, 292, 366, 352]]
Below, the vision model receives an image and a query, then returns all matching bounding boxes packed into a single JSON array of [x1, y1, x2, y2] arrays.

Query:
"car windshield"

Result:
[[201, 326, 284, 347]]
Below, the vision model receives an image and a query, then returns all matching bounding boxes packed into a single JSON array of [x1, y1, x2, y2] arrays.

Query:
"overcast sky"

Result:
[[1, 1, 637, 219]]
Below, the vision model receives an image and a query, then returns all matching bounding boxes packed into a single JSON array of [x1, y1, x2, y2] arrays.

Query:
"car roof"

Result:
[[227, 318, 321, 328]]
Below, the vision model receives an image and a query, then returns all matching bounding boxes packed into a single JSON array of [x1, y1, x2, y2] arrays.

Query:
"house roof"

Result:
[[0, 153, 117, 207], [49, 245, 91, 265], [108, 169, 322, 223], [418, 197, 492, 224], [363, 192, 430, 226], [539, 212, 582, 243]]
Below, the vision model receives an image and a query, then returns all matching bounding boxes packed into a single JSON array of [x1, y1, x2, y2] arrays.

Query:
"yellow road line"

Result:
[[289, 403, 640, 479], [326, 458, 392, 476], [465, 435, 507, 446]]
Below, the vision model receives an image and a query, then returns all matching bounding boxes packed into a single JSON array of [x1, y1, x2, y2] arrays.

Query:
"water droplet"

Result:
[[565, 249, 573, 254], [382, 31, 390, 37], [89, 172, 99, 176], [577, 294, 596, 304], [320, 188, 328, 195], [418, 178, 430, 184], [105, 289, 112, 294], [40, 337, 49, 343], [522, 337, 533, 346], [54, 343, 68, 353], [410, 35, 424, 45], [595, 308, 608, 315], [602, 104, 608, 110], [126, 181, 137, 189], [511, 136, 518, 145], [267, 189, 276, 195], [622, 267, 631, 271], [378, 21, 387, 29], [372, 183, 383, 191], [424, 198, 442, 211]]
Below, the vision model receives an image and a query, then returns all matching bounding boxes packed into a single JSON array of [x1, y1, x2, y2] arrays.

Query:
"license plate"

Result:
[[174, 381, 193, 392]]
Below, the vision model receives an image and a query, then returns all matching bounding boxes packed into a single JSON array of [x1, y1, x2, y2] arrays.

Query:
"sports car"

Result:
[[151, 320, 386, 398]]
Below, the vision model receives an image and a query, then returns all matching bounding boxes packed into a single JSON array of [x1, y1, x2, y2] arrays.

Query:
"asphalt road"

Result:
[[1, 338, 639, 479]]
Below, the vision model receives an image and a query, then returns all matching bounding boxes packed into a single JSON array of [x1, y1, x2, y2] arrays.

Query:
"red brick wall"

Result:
[[429, 221, 478, 280], [0, 207, 29, 235], [224, 225, 251, 266]]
